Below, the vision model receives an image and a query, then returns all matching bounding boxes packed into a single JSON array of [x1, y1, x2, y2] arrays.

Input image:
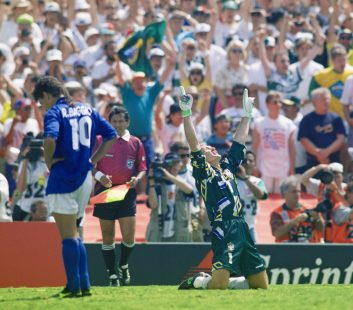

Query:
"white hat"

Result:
[[64, 81, 84, 89], [84, 27, 99, 40], [189, 62, 204, 72], [75, 12, 92, 25], [195, 23, 211, 34], [44, 2, 60, 13], [75, 0, 90, 10], [93, 88, 108, 96], [148, 47, 165, 59], [13, 46, 30, 57], [328, 162, 344, 173], [46, 49, 62, 62], [99, 83, 117, 98]]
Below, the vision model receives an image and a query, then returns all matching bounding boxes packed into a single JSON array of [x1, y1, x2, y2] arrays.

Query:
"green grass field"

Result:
[[0, 285, 352, 310]]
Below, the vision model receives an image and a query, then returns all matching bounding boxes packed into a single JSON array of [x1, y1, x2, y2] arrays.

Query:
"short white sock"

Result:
[[194, 276, 212, 289], [120, 264, 128, 269], [228, 277, 250, 290]]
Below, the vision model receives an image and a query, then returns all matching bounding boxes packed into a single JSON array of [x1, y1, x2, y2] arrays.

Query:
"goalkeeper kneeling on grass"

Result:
[[178, 87, 269, 290]]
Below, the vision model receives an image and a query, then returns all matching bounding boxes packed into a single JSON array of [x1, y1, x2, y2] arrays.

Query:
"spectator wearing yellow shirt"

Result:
[[309, 44, 353, 119]]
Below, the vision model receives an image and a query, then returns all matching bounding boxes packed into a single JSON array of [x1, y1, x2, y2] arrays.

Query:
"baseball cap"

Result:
[[131, 71, 146, 81], [73, 59, 86, 68], [75, 12, 92, 25], [99, 23, 115, 35], [84, 27, 99, 40], [251, 8, 266, 16], [222, 1, 240, 11], [264, 36, 276, 47], [13, 0, 31, 8], [195, 23, 211, 34], [189, 62, 204, 72], [168, 11, 185, 20], [338, 28, 353, 39], [75, 0, 90, 10], [13, 46, 30, 57], [44, 2, 60, 13], [148, 47, 165, 59], [46, 49, 62, 62], [193, 6, 210, 16], [64, 81, 84, 90], [214, 114, 229, 124], [328, 162, 344, 173], [16, 13, 34, 25], [281, 99, 296, 106], [14, 98, 31, 110]]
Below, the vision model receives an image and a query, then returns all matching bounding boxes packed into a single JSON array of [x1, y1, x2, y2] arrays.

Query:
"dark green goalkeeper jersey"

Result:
[[190, 141, 245, 224]]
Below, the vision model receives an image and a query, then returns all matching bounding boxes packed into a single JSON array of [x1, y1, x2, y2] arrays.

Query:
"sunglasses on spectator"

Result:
[[190, 70, 202, 75], [179, 153, 190, 158], [232, 91, 244, 96], [340, 35, 352, 40], [269, 99, 281, 104], [231, 48, 243, 54], [251, 12, 262, 17], [186, 45, 196, 50]]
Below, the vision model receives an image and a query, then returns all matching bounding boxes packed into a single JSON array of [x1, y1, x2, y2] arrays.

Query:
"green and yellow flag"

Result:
[[118, 20, 166, 76]]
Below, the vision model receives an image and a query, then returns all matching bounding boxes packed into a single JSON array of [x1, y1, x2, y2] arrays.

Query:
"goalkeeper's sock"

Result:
[[78, 238, 91, 291], [62, 238, 80, 292], [102, 244, 117, 276], [194, 275, 212, 289], [228, 277, 250, 290], [119, 241, 135, 267]]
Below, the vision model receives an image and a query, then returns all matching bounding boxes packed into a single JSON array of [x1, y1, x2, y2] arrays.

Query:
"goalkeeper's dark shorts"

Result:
[[93, 188, 136, 220], [211, 217, 266, 277]]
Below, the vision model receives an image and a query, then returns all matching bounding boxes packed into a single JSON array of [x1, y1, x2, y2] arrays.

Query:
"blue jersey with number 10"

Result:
[[44, 98, 117, 194]]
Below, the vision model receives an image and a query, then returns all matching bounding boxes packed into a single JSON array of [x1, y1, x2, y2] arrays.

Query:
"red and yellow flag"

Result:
[[90, 184, 130, 205]]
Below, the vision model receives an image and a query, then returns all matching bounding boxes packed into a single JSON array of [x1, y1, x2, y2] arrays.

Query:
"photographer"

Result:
[[326, 182, 353, 243], [146, 152, 193, 242], [12, 132, 47, 221], [236, 150, 268, 243], [270, 176, 324, 243], [300, 162, 347, 206]]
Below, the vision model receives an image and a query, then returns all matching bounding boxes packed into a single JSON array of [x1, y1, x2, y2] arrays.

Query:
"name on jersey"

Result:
[[61, 106, 93, 118]]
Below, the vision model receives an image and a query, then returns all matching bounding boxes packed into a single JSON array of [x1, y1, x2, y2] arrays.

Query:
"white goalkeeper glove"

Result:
[[242, 88, 255, 118], [179, 86, 193, 117]]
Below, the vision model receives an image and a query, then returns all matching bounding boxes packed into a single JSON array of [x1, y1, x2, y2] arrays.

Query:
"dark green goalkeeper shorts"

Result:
[[211, 217, 266, 277]]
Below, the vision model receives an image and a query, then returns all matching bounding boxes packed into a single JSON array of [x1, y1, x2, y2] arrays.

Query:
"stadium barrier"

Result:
[[1, 223, 353, 287]]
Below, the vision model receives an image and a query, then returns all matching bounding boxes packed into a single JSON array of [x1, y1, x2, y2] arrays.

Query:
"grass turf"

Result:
[[0, 285, 352, 310]]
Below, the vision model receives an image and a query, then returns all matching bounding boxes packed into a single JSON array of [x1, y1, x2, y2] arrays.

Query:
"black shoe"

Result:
[[53, 286, 81, 298], [178, 272, 210, 290], [118, 266, 131, 286], [109, 274, 120, 287], [81, 289, 92, 297]]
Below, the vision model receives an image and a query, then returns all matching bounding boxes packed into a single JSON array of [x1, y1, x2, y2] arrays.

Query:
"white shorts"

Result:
[[47, 171, 92, 218]]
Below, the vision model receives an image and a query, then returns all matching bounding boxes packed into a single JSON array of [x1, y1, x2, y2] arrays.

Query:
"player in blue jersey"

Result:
[[33, 76, 117, 297], [178, 87, 268, 290]]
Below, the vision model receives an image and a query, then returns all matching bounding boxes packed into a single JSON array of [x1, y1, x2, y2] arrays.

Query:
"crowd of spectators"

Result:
[[0, 0, 353, 243]]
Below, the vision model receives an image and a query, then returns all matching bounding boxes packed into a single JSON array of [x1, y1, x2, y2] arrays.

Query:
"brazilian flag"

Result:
[[118, 20, 166, 76]]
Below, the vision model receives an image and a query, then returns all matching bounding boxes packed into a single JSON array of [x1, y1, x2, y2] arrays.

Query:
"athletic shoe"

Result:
[[53, 286, 81, 298], [178, 272, 210, 290], [81, 289, 92, 297], [118, 266, 131, 286], [109, 274, 120, 287]]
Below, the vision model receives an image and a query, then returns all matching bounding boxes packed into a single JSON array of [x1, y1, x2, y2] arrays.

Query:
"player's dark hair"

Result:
[[108, 106, 130, 122], [246, 150, 256, 160], [32, 76, 73, 105]]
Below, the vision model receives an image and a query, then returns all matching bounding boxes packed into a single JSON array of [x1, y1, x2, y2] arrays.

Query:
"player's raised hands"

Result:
[[242, 88, 255, 118], [179, 86, 193, 117]]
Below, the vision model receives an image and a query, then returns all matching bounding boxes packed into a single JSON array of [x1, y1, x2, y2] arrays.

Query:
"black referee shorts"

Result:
[[93, 188, 137, 220]]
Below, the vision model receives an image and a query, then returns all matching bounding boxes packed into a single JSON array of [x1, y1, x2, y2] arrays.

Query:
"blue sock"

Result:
[[78, 238, 91, 291], [62, 238, 80, 292]]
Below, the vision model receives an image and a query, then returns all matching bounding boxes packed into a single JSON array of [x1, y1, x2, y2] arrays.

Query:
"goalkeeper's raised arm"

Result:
[[233, 88, 254, 146], [179, 86, 201, 152]]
